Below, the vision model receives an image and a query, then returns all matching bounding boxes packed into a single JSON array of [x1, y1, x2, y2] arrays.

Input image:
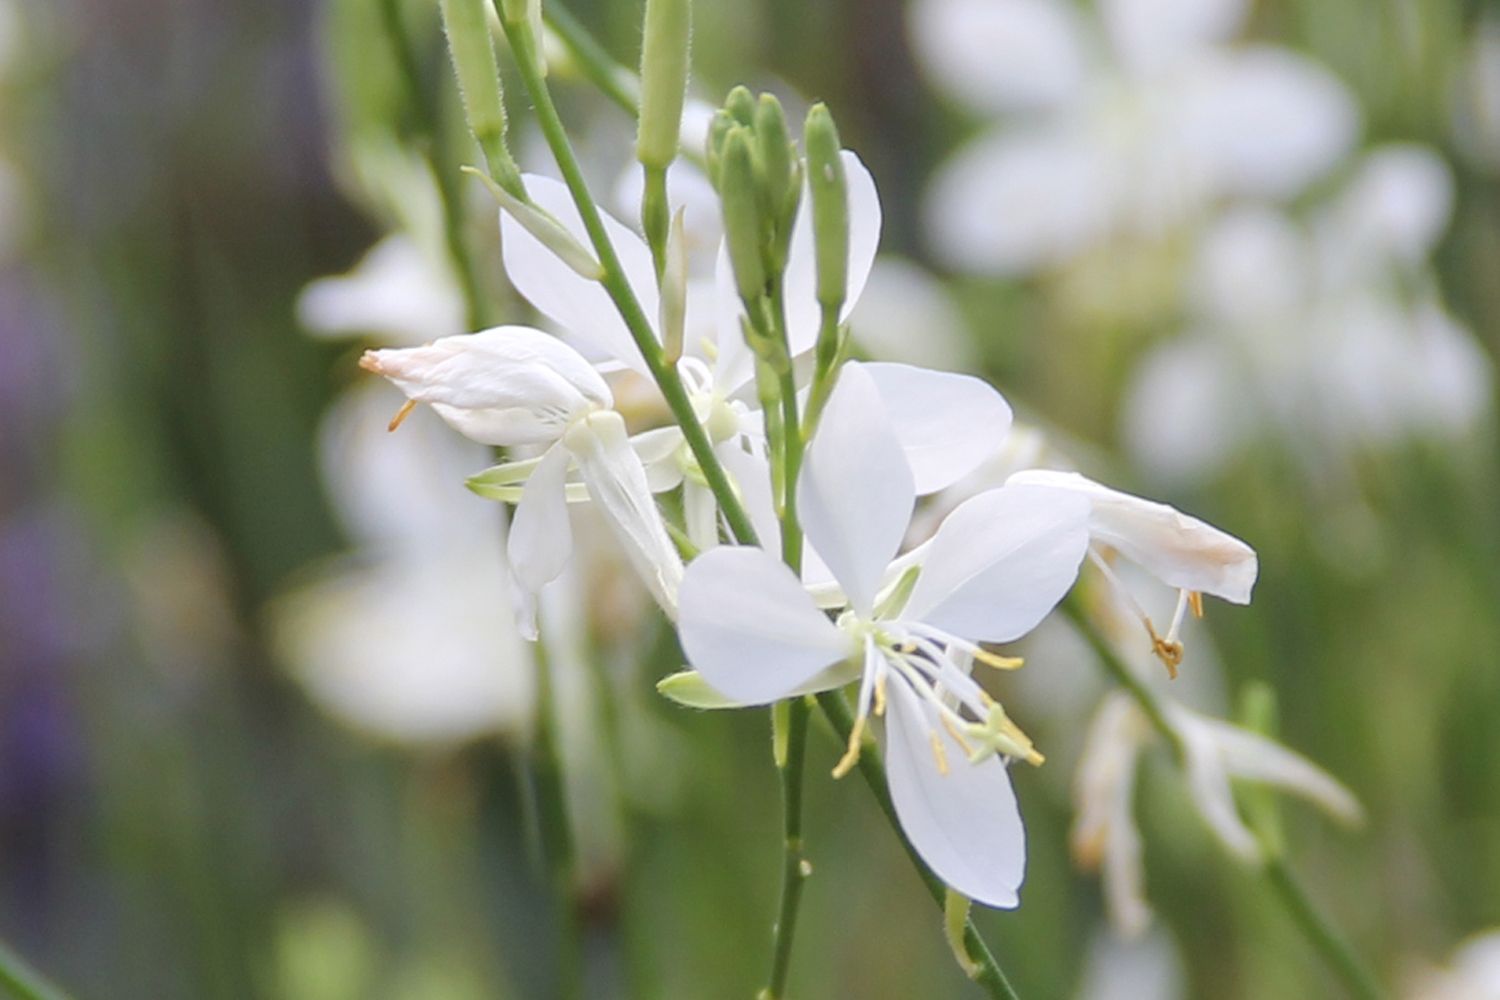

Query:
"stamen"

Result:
[[972, 647, 1024, 671], [929, 732, 950, 775], [1165, 590, 1190, 643], [940, 712, 976, 756], [832, 716, 865, 779], [387, 398, 418, 432], [1144, 618, 1183, 679], [873, 674, 887, 717], [1188, 591, 1204, 619]]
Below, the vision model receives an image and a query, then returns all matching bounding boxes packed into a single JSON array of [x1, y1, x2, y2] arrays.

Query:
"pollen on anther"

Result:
[[387, 398, 418, 432]]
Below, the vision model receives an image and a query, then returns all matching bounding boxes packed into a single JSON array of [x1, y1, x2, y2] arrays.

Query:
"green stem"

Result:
[[814, 692, 1021, 1000], [498, 16, 759, 548], [1264, 858, 1385, 1000], [762, 696, 811, 1000], [530, 636, 585, 1000], [543, 2, 641, 116], [0, 939, 72, 1000], [376, 0, 489, 329], [1063, 592, 1385, 999]]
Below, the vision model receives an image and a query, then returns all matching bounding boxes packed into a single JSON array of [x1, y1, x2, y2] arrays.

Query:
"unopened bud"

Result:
[[705, 109, 736, 188], [441, 0, 525, 200], [724, 85, 756, 127], [636, 0, 692, 171], [660, 208, 688, 363], [719, 127, 767, 302], [754, 93, 798, 246], [803, 103, 848, 311]]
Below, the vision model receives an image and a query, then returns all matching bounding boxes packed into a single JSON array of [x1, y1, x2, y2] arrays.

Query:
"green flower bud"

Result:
[[440, 0, 525, 199], [724, 85, 756, 127], [754, 93, 795, 225], [803, 103, 848, 311], [705, 108, 736, 189], [719, 126, 767, 302], [636, 0, 692, 171]]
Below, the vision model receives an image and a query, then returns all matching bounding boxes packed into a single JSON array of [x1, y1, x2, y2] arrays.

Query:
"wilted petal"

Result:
[[909, 0, 1086, 113], [904, 484, 1090, 642], [360, 326, 613, 447], [677, 546, 852, 704], [1006, 470, 1258, 603], [798, 364, 915, 615], [862, 362, 1013, 494], [506, 443, 574, 638], [1193, 714, 1364, 825], [884, 678, 1026, 909], [1072, 693, 1155, 937], [1176, 711, 1260, 859], [501, 174, 660, 375]]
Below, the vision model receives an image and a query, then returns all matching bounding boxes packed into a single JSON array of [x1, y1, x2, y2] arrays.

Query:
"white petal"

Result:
[[904, 485, 1090, 642], [633, 426, 687, 492], [711, 242, 757, 394], [567, 411, 684, 617], [1190, 207, 1308, 327], [1197, 716, 1364, 825], [1176, 48, 1359, 201], [924, 128, 1109, 275], [797, 363, 915, 615], [719, 438, 782, 551], [506, 444, 574, 618], [501, 174, 660, 375], [909, 0, 1086, 113], [677, 547, 851, 705], [1005, 470, 1258, 603], [1101, 0, 1244, 77], [862, 362, 1013, 494], [297, 236, 466, 345], [781, 151, 883, 360], [847, 256, 976, 370], [883, 678, 1026, 909], [1175, 710, 1261, 859], [1326, 145, 1454, 268]]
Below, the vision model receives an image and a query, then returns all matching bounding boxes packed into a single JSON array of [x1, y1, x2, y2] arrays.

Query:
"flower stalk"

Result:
[[0, 938, 73, 1000]]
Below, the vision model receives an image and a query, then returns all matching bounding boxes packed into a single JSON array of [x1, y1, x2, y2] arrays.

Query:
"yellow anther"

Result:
[[873, 674, 887, 717], [972, 647, 1025, 671], [940, 713, 976, 756], [831, 717, 865, 779], [1145, 618, 1183, 679], [929, 732, 950, 775], [387, 398, 418, 432], [1188, 591, 1204, 619]]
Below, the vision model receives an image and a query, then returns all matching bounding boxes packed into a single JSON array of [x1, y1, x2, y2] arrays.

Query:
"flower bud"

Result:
[[754, 93, 799, 256], [636, 0, 692, 171], [724, 85, 757, 127], [719, 126, 767, 303], [705, 108, 736, 188], [440, 0, 526, 199], [804, 103, 848, 311]]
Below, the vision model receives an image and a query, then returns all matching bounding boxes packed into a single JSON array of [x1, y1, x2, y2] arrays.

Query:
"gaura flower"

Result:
[[297, 235, 467, 347], [360, 326, 682, 637], [1007, 469, 1256, 676], [674, 364, 1091, 907], [1072, 691, 1363, 935]]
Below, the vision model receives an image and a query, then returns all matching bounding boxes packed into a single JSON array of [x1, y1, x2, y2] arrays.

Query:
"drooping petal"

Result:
[[500, 174, 660, 375], [506, 444, 574, 639], [797, 363, 915, 616], [677, 546, 852, 705], [1175, 710, 1261, 860], [909, 0, 1086, 114], [361, 326, 612, 446], [1192, 713, 1364, 825], [566, 410, 684, 618], [883, 677, 1027, 909], [781, 151, 883, 357], [1071, 694, 1155, 937], [862, 362, 1013, 494], [1004, 470, 1258, 603], [903, 484, 1090, 642]]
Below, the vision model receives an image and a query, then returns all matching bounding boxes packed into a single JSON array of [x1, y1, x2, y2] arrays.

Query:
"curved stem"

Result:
[[1063, 592, 1385, 999], [815, 692, 1021, 1000], [497, 16, 759, 548], [0, 939, 72, 1000]]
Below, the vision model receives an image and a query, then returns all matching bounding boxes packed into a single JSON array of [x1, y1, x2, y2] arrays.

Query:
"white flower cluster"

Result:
[[347, 134, 1355, 915]]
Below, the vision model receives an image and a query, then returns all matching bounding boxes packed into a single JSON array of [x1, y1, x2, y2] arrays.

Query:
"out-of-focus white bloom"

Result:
[[1125, 146, 1492, 486], [674, 365, 1091, 907], [912, 0, 1358, 275], [1074, 928, 1185, 1000], [272, 389, 533, 746], [297, 236, 467, 346], [1406, 930, 1500, 1000], [848, 256, 976, 371], [1454, 16, 1500, 173], [1072, 691, 1363, 935], [361, 327, 682, 635], [1008, 469, 1256, 675]]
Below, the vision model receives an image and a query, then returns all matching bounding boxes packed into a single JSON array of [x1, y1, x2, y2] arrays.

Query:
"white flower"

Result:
[[1072, 691, 1363, 935], [360, 327, 681, 636], [912, 0, 1358, 274], [1007, 469, 1256, 675], [675, 364, 1091, 907], [1406, 929, 1500, 1000], [297, 235, 467, 347]]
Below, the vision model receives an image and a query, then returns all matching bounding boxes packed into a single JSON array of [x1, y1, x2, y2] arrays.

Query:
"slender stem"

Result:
[[1264, 859, 1385, 1000], [815, 692, 1021, 1000], [498, 17, 760, 548], [377, 0, 489, 329], [543, 2, 641, 116], [763, 696, 811, 1000], [530, 635, 585, 1000], [1063, 591, 1385, 998], [0, 939, 72, 1000]]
